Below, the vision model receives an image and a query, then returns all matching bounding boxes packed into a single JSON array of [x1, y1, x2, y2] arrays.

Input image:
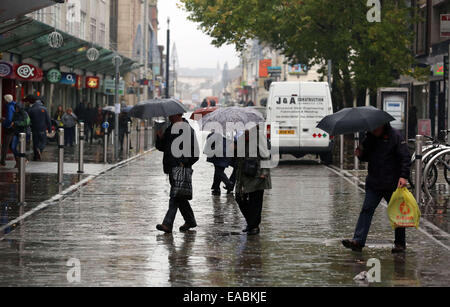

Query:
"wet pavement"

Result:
[[0, 150, 449, 287]]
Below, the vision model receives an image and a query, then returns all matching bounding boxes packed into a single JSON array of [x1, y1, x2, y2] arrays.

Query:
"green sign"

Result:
[[47, 68, 61, 83], [104, 79, 125, 95]]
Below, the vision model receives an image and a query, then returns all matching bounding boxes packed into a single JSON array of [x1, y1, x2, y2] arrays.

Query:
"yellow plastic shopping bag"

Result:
[[387, 188, 421, 229]]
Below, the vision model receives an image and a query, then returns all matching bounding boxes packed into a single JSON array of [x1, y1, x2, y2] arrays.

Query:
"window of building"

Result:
[[99, 23, 106, 47], [80, 12, 86, 40], [90, 18, 97, 43]]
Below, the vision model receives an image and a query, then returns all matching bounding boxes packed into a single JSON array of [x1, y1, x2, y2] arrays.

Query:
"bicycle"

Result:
[[409, 131, 450, 190]]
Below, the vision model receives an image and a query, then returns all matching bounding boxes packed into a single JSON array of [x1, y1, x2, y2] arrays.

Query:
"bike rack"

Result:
[[423, 148, 450, 204]]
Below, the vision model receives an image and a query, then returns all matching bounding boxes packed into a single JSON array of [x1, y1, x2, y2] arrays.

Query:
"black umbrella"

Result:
[[129, 98, 188, 119], [316, 106, 395, 136]]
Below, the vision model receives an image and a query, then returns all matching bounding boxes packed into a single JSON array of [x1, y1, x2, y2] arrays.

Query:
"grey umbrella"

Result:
[[316, 106, 395, 136], [129, 98, 188, 119], [201, 106, 265, 132]]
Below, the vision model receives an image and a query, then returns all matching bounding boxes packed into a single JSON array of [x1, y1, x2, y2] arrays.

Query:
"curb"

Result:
[[0, 148, 155, 235]]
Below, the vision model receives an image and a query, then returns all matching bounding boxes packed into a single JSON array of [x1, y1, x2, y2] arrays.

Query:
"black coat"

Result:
[[155, 119, 200, 174], [205, 133, 232, 168], [359, 126, 411, 192]]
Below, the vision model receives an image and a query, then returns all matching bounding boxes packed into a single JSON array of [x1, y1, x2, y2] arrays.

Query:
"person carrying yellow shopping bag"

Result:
[[342, 123, 411, 253], [387, 187, 421, 229]]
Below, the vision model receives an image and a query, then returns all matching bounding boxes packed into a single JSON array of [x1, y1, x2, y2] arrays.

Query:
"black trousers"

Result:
[[236, 190, 264, 229], [211, 166, 233, 191], [162, 197, 197, 229], [0, 132, 14, 163], [162, 172, 197, 229]]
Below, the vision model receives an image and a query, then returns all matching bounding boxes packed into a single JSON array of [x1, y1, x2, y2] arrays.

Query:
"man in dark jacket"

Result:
[[342, 124, 411, 253], [25, 95, 52, 161], [155, 114, 199, 233], [204, 132, 234, 195]]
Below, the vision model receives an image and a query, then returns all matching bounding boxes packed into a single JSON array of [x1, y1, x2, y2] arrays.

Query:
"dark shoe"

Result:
[[212, 190, 221, 196], [391, 244, 406, 254], [224, 185, 234, 194], [156, 224, 172, 233], [247, 228, 260, 236], [179, 223, 197, 232], [342, 239, 363, 252]]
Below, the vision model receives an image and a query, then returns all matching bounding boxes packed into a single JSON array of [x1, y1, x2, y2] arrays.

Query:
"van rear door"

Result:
[[269, 82, 301, 148], [299, 83, 332, 148]]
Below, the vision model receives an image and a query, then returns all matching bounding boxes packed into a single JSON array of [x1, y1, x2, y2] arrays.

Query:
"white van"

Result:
[[266, 81, 334, 163]]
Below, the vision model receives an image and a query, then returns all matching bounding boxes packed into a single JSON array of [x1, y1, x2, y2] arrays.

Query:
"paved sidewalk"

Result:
[[0, 151, 449, 286]]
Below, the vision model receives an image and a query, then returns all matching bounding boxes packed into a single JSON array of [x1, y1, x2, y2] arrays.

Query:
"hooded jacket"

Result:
[[359, 125, 411, 191], [27, 101, 52, 133]]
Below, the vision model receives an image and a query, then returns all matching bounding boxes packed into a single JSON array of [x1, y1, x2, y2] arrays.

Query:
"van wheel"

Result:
[[320, 152, 333, 165]]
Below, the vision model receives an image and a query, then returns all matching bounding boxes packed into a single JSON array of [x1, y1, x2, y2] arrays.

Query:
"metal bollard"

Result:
[[415, 135, 423, 203], [144, 119, 149, 150], [78, 122, 85, 174], [18, 133, 26, 204], [57, 128, 64, 184], [354, 132, 359, 170], [103, 127, 108, 163], [340, 134, 344, 169], [136, 119, 141, 154], [126, 122, 131, 158], [75, 123, 79, 145]]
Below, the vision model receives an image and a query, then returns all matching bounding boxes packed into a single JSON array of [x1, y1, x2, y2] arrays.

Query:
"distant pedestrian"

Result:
[[118, 112, 131, 151], [85, 103, 96, 144], [53, 105, 65, 129], [10, 103, 30, 168], [234, 126, 272, 235], [74, 101, 87, 123], [25, 95, 52, 161], [204, 131, 234, 195], [155, 114, 199, 233], [342, 123, 411, 253], [61, 108, 78, 147], [0, 94, 16, 166]]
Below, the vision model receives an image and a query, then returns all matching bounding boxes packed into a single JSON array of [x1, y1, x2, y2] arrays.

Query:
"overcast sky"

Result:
[[157, 0, 240, 70]]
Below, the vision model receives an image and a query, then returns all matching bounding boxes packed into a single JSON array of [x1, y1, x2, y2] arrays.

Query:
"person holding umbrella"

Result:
[[342, 123, 411, 253], [317, 106, 411, 253]]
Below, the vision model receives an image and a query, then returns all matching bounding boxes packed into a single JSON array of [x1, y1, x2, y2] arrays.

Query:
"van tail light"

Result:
[[267, 124, 271, 140]]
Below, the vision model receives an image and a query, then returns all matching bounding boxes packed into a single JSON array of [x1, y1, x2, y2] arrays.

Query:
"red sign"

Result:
[[13, 63, 43, 81], [259, 59, 272, 78], [76, 75, 83, 89], [86, 76, 99, 89], [441, 14, 450, 37], [418, 119, 431, 137]]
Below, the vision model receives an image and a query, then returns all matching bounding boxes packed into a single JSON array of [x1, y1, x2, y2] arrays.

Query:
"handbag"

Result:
[[243, 159, 259, 177], [170, 166, 193, 200]]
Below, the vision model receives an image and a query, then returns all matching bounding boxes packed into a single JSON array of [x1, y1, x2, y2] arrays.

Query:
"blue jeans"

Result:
[[11, 135, 19, 157], [353, 188, 406, 247], [32, 130, 47, 158]]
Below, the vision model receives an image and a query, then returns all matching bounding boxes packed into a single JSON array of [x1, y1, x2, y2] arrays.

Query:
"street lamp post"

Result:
[[165, 17, 170, 99], [114, 55, 122, 161]]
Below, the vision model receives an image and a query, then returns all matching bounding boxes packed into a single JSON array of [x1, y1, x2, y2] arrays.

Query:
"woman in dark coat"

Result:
[[204, 132, 234, 195]]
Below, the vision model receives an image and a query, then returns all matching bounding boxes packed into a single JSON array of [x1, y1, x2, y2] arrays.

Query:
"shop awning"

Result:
[[0, 18, 136, 76], [0, 0, 64, 23]]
